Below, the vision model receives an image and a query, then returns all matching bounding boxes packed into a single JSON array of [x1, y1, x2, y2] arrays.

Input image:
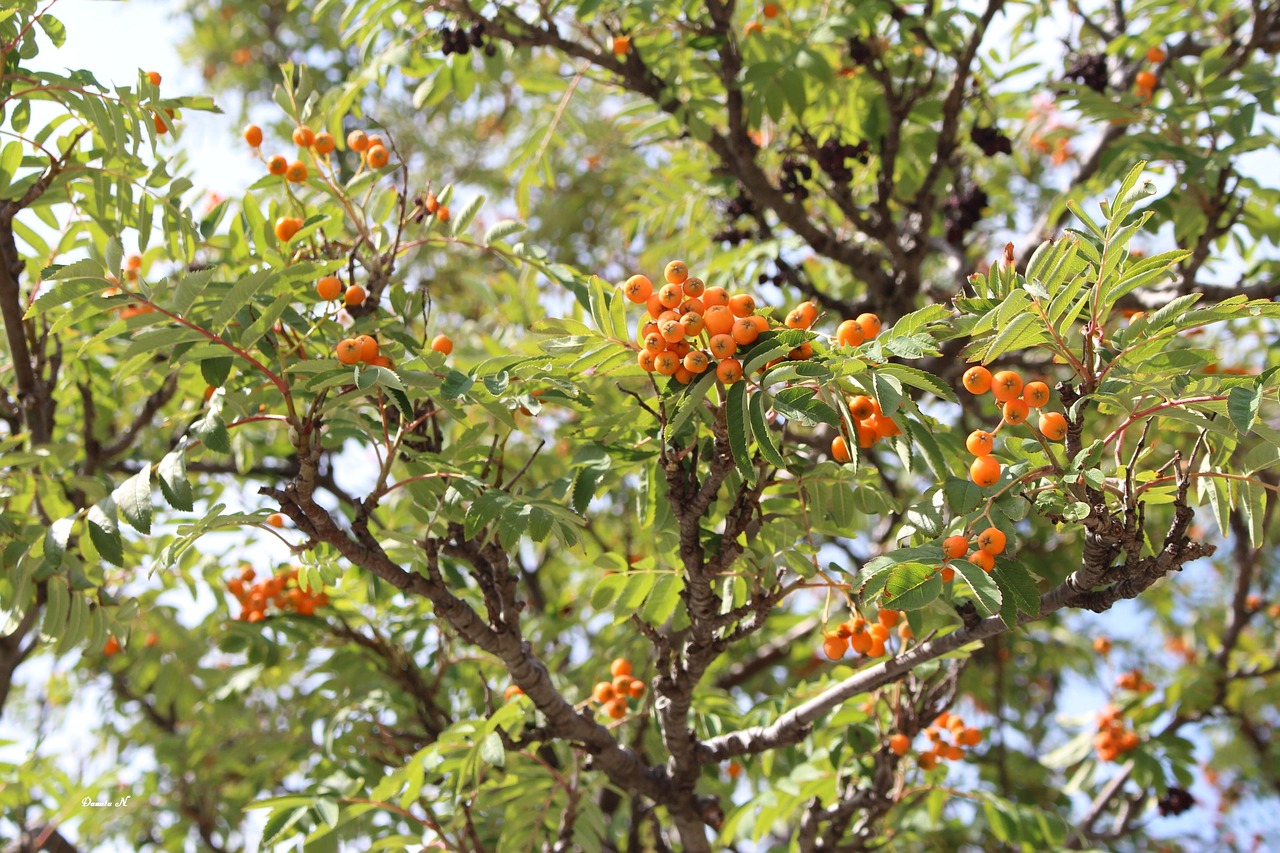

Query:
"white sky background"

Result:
[[3, 0, 1278, 850]]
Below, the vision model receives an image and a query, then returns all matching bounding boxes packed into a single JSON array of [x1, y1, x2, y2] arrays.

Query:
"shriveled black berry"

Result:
[[1064, 52, 1108, 93], [971, 125, 1012, 156], [1157, 787, 1195, 817]]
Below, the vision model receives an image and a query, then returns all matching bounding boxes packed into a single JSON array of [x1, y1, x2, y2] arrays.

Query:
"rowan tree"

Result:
[[3, 0, 1280, 851]]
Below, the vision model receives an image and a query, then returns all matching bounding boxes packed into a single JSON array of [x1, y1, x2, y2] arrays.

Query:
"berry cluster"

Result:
[[1116, 668, 1155, 693], [942, 182, 989, 245], [439, 21, 493, 57], [778, 156, 813, 201], [1157, 786, 1196, 817], [317, 274, 368, 309], [335, 333, 391, 369], [815, 137, 869, 183], [912, 712, 983, 770], [226, 565, 328, 622], [1064, 52, 1109, 93], [821, 608, 911, 661], [939, 525, 1007, 577], [970, 124, 1012, 156], [1094, 704, 1140, 762], [960, 366, 1067, 488], [1134, 45, 1165, 100], [591, 658, 646, 720]]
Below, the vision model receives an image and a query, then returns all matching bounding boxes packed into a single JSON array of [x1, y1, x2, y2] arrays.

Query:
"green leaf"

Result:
[[479, 732, 505, 767], [726, 382, 753, 480], [880, 563, 942, 611], [992, 563, 1040, 618], [201, 356, 232, 388], [748, 389, 787, 469], [87, 498, 124, 568], [1228, 385, 1261, 434], [158, 447, 194, 512], [951, 560, 1002, 616], [45, 517, 74, 566], [112, 467, 152, 534]]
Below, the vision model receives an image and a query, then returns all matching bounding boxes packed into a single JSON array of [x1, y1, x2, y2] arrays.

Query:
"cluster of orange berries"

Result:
[[1095, 704, 1141, 762], [937, 525, 1007, 577], [1116, 668, 1155, 693], [1135, 45, 1166, 99], [334, 334, 392, 369], [315, 274, 367, 309], [899, 712, 984, 770], [590, 658, 646, 720], [226, 564, 328, 622], [960, 365, 1067, 488], [831, 389, 900, 460], [822, 608, 911, 661], [624, 259, 883, 390], [102, 632, 158, 657]]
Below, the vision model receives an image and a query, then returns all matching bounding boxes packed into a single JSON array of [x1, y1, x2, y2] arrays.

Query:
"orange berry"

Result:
[[868, 414, 900, 437], [683, 351, 710, 374], [701, 286, 729, 307], [867, 623, 890, 643], [658, 319, 685, 344], [962, 366, 992, 394], [243, 124, 263, 147], [611, 675, 633, 695], [1094, 636, 1113, 655], [835, 319, 865, 347], [624, 274, 654, 303], [638, 350, 658, 372], [850, 630, 873, 655], [971, 549, 996, 572], [1146, 46, 1166, 63], [966, 430, 994, 456], [673, 366, 694, 385], [727, 761, 743, 779], [898, 622, 913, 640], [918, 751, 938, 771], [970, 455, 1001, 488], [877, 608, 901, 629], [831, 435, 852, 463], [344, 284, 367, 307], [144, 632, 158, 648], [943, 535, 969, 560], [940, 566, 955, 582], [285, 160, 308, 183], [273, 216, 301, 242], [503, 685, 524, 701], [960, 728, 983, 747], [103, 636, 121, 656], [785, 301, 818, 329], [369, 356, 393, 369], [431, 334, 453, 355], [605, 698, 628, 719], [355, 334, 379, 363], [855, 312, 881, 340], [788, 343, 813, 361], [316, 276, 342, 301], [730, 317, 761, 345], [347, 129, 369, 151], [610, 658, 633, 678], [646, 294, 664, 319], [709, 334, 737, 359], [1039, 411, 1067, 441], [654, 352, 680, 376], [856, 421, 879, 448], [367, 145, 390, 168], [628, 678, 646, 698], [146, 71, 162, 86], [1023, 381, 1050, 408], [658, 283, 684, 309], [664, 260, 689, 284], [1135, 70, 1158, 91], [744, 19, 763, 36], [867, 639, 887, 658], [703, 305, 736, 336], [266, 512, 285, 528], [643, 333, 665, 354], [822, 634, 848, 660], [848, 395, 879, 421], [1002, 398, 1030, 426], [991, 370, 1023, 402], [889, 733, 910, 755], [335, 339, 362, 365], [313, 131, 336, 154], [682, 277, 705, 298], [423, 192, 439, 214], [366, 134, 385, 149], [437, 205, 450, 223], [680, 313, 705, 337], [612, 35, 631, 56], [976, 527, 1006, 555], [240, 565, 256, 582], [763, 3, 781, 19], [715, 358, 743, 384], [728, 293, 756, 318], [267, 154, 288, 175], [292, 125, 316, 147]]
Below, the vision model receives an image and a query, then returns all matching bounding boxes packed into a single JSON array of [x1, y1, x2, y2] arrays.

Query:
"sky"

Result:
[[4, 0, 1279, 851]]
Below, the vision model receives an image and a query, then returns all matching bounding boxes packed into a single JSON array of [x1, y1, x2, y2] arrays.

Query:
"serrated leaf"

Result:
[[112, 467, 152, 534], [992, 563, 1039, 618], [880, 563, 942, 610], [45, 517, 74, 565], [478, 732, 505, 767], [748, 390, 787, 469], [87, 498, 124, 567], [158, 448, 194, 512], [726, 382, 753, 480], [201, 356, 232, 388], [1228, 385, 1261, 434], [951, 560, 1002, 616]]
